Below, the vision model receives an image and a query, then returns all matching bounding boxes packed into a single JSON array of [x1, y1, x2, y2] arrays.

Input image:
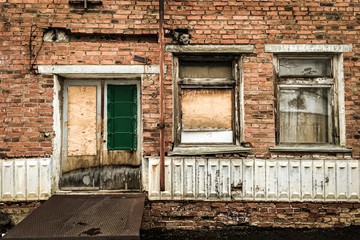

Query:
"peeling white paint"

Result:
[[147, 158, 360, 202]]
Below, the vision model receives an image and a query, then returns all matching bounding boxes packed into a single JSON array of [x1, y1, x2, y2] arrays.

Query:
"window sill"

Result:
[[168, 146, 251, 156], [269, 146, 352, 153]]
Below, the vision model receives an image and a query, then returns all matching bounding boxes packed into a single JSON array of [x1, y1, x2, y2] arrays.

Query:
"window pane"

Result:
[[279, 59, 331, 77], [181, 89, 233, 131], [179, 61, 232, 78], [279, 87, 332, 144]]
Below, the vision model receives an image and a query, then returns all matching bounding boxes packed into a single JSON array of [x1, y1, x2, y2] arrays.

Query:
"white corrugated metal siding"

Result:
[[147, 157, 360, 202], [0, 158, 51, 201]]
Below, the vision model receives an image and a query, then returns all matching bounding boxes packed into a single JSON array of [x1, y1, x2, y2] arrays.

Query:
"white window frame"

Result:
[[174, 55, 241, 146], [274, 55, 336, 146], [265, 44, 352, 151]]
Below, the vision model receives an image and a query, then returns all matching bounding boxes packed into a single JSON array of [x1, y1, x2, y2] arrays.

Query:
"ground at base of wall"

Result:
[[141, 226, 360, 240]]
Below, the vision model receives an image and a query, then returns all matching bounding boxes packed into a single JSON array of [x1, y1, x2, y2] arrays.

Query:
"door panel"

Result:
[[61, 84, 100, 190]]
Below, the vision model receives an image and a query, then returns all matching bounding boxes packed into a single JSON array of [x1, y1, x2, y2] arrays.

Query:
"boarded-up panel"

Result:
[[279, 87, 332, 144], [181, 89, 232, 130], [67, 86, 97, 156]]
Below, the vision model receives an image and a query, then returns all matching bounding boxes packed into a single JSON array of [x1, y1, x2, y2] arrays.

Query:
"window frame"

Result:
[[173, 55, 243, 148], [274, 54, 340, 147]]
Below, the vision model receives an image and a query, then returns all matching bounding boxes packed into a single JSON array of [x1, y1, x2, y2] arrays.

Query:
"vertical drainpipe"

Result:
[[159, 0, 165, 191]]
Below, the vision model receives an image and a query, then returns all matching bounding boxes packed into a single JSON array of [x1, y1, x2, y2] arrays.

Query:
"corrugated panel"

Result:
[[278, 160, 289, 201], [14, 160, 26, 201], [254, 159, 266, 200], [266, 160, 277, 200], [173, 158, 183, 199], [337, 160, 348, 200], [325, 160, 336, 201], [196, 158, 207, 199], [208, 159, 219, 200], [0, 158, 51, 202], [148, 158, 160, 199], [161, 158, 172, 199], [184, 158, 195, 199], [313, 160, 324, 200], [243, 159, 254, 200], [289, 160, 301, 201], [27, 160, 39, 200], [2, 160, 14, 201], [349, 160, 359, 200], [219, 160, 231, 199], [146, 158, 360, 202], [39, 159, 51, 200], [231, 159, 242, 200], [301, 160, 313, 200]]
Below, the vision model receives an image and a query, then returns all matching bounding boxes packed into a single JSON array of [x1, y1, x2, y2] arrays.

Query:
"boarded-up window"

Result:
[[176, 57, 238, 145], [277, 56, 335, 146]]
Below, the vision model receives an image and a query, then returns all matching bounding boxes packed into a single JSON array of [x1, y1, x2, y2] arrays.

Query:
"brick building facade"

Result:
[[1, 0, 360, 229]]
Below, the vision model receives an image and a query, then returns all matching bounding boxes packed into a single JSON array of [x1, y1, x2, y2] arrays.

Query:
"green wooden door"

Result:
[[101, 84, 140, 190]]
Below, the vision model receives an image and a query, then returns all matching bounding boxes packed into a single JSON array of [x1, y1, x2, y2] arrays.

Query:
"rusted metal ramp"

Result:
[[3, 194, 146, 240]]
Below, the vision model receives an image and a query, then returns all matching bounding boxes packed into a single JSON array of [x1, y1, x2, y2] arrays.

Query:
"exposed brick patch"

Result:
[[142, 201, 360, 230]]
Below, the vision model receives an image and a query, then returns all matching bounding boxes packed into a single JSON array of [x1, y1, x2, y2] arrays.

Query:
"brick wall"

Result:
[[1, 0, 359, 159], [142, 201, 360, 229]]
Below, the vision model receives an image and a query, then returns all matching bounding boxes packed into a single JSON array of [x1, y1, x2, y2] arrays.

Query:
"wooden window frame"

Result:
[[274, 54, 340, 147], [173, 55, 243, 148]]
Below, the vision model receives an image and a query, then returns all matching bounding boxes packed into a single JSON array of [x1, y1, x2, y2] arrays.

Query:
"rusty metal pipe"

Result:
[[159, 0, 165, 191]]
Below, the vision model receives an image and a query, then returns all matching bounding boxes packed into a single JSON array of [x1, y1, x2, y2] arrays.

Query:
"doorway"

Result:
[[60, 79, 141, 191]]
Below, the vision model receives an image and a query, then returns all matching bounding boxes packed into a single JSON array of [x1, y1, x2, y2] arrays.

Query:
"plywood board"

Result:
[[181, 89, 232, 130], [67, 86, 97, 156]]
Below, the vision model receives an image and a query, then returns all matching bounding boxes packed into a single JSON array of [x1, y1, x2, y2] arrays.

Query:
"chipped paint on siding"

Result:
[[147, 158, 360, 202]]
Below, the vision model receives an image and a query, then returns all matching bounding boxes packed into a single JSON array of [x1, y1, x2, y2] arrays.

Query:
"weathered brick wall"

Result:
[[0, 1, 162, 157], [142, 201, 360, 229], [1, 0, 360, 157], [163, 0, 360, 158]]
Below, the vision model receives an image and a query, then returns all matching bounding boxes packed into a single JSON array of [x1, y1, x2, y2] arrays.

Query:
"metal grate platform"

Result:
[[3, 194, 146, 240]]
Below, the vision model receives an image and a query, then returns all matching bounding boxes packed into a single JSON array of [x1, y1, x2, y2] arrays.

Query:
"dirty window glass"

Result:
[[279, 87, 332, 144], [279, 59, 331, 77], [179, 61, 232, 78]]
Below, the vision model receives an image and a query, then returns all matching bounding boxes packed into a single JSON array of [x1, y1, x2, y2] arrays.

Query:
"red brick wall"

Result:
[[142, 201, 360, 229], [1, 0, 359, 158]]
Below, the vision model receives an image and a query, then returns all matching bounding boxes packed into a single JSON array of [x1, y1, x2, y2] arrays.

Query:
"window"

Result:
[[275, 56, 337, 146], [174, 56, 242, 147]]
